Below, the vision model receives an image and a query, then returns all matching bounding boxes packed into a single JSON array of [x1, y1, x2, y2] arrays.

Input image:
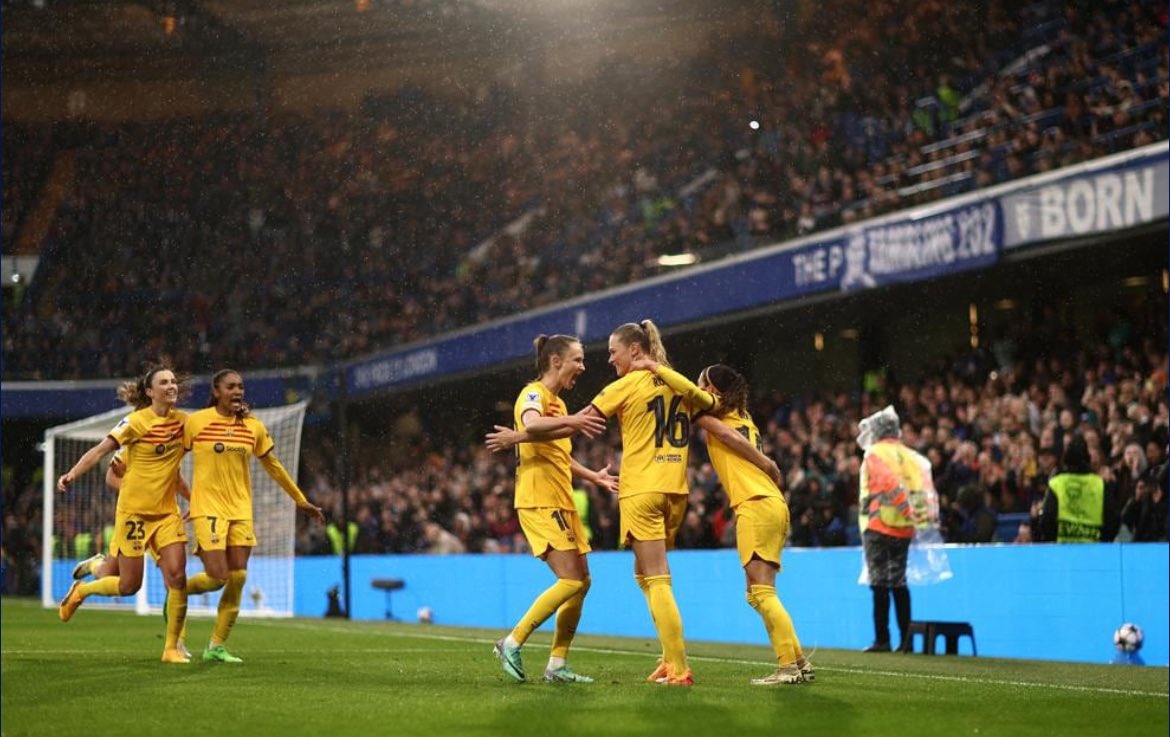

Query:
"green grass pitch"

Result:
[[2, 597, 1166, 737]]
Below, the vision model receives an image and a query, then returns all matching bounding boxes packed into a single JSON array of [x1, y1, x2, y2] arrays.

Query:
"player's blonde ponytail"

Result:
[[611, 320, 671, 368]]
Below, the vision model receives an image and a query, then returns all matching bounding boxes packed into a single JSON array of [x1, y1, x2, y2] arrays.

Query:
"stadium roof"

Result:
[[2, 0, 742, 72]]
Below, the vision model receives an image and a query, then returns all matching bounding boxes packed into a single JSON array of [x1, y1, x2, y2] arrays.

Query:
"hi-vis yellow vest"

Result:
[[1048, 472, 1105, 543]]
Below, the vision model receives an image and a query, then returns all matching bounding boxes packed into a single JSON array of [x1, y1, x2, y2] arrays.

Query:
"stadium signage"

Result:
[[1002, 148, 1168, 248], [351, 348, 439, 391]]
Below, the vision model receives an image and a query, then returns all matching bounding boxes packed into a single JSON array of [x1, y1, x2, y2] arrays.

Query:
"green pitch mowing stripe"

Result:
[[3, 598, 1166, 737]]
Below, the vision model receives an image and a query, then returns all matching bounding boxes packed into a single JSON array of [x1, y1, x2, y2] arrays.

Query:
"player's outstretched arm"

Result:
[[58, 436, 119, 492], [695, 415, 781, 488], [258, 452, 325, 523], [628, 358, 717, 413], [571, 459, 619, 494], [523, 411, 607, 439]]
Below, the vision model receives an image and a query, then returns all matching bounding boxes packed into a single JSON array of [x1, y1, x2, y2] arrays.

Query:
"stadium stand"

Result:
[[2, 0, 1165, 379]]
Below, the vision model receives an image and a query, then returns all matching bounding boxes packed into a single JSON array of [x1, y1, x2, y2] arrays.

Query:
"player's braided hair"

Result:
[[612, 319, 670, 367], [116, 362, 189, 409], [700, 364, 750, 418], [533, 335, 581, 378], [208, 368, 251, 419]]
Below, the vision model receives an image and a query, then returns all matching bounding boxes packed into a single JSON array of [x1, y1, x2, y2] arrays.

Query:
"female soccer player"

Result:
[[181, 369, 325, 663], [491, 335, 614, 683], [634, 360, 814, 685], [57, 365, 192, 663], [491, 320, 711, 686]]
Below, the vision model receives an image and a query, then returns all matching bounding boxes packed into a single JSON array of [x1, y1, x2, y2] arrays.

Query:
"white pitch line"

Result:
[[248, 619, 1170, 700]]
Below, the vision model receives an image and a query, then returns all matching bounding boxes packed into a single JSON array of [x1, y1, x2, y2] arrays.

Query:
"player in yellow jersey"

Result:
[[182, 369, 325, 664], [496, 320, 715, 685], [57, 365, 193, 663], [489, 335, 614, 684], [634, 360, 815, 685], [486, 321, 712, 685]]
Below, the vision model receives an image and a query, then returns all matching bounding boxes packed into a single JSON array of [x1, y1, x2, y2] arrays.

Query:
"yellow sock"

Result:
[[186, 573, 226, 595], [645, 575, 687, 674], [212, 570, 247, 645], [509, 579, 584, 646], [164, 588, 187, 650], [550, 576, 590, 659], [747, 584, 801, 665], [634, 574, 652, 609], [79, 576, 121, 598]]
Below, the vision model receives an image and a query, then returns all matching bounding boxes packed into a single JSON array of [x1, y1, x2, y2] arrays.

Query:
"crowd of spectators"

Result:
[[1, 305, 1163, 596], [293, 311, 1169, 557], [3, 0, 1166, 380]]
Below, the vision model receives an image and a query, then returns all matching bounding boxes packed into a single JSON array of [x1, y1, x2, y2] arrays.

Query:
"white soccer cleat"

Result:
[[750, 664, 806, 685], [71, 553, 106, 581]]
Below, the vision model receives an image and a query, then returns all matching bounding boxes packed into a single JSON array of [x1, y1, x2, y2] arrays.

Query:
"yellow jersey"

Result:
[[705, 410, 782, 509], [514, 381, 574, 510], [184, 407, 275, 520], [107, 407, 188, 516], [590, 370, 699, 497]]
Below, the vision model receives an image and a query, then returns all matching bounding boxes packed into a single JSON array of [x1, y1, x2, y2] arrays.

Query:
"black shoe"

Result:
[[862, 642, 892, 653], [897, 639, 913, 654]]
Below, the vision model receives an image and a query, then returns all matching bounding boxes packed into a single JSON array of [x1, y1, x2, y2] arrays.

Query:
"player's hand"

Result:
[[299, 501, 326, 523], [571, 413, 608, 439], [592, 464, 619, 494], [57, 473, 74, 492], [628, 358, 658, 373], [765, 460, 782, 489], [485, 425, 521, 452]]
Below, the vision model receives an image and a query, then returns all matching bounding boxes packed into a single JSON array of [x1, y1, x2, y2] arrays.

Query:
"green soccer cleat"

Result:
[[71, 553, 106, 581], [203, 645, 243, 664], [493, 639, 525, 682], [543, 666, 594, 684]]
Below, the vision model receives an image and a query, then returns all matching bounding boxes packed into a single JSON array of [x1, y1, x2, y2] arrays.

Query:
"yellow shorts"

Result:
[[108, 534, 159, 562], [191, 516, 256, 553], [110, 512, 186, 559], [734, 496, 789, 569], [517, 507, 591, 557], [619, 492, 689, 548]]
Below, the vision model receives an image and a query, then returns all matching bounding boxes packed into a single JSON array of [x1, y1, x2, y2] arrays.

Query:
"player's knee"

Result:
[[167, 572, 187, 591], [228, 569, 247, 589], [117, 576, 142, 597], [579, 575, 592, 597]]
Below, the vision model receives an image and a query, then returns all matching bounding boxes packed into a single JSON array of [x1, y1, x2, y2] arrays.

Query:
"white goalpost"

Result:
[[42, 401, 309, 619]]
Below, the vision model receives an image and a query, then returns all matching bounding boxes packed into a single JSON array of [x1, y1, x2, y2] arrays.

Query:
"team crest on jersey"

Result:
[[155, 444, 166, 454], [526, 392, 540, 402], [214, 442, 226, 453], [210, 534, 220, 544], [132, 542, 143, 552]]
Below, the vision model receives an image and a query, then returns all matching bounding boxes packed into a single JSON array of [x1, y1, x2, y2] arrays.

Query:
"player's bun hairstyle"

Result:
[[700, 364, 750, 417], [208, 368, 251, 419], [117, 362, 189, 410], [533, 335, 581, 378], [612, 319, 670, 367]]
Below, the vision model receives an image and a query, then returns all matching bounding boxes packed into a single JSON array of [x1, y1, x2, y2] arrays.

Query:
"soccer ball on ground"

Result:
[[416, 606, 434, 624], [1113, 623, 1143, 653]]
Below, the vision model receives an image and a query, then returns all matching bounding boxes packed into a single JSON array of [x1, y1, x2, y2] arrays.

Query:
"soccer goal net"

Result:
[[42, 401, 309, 619]]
